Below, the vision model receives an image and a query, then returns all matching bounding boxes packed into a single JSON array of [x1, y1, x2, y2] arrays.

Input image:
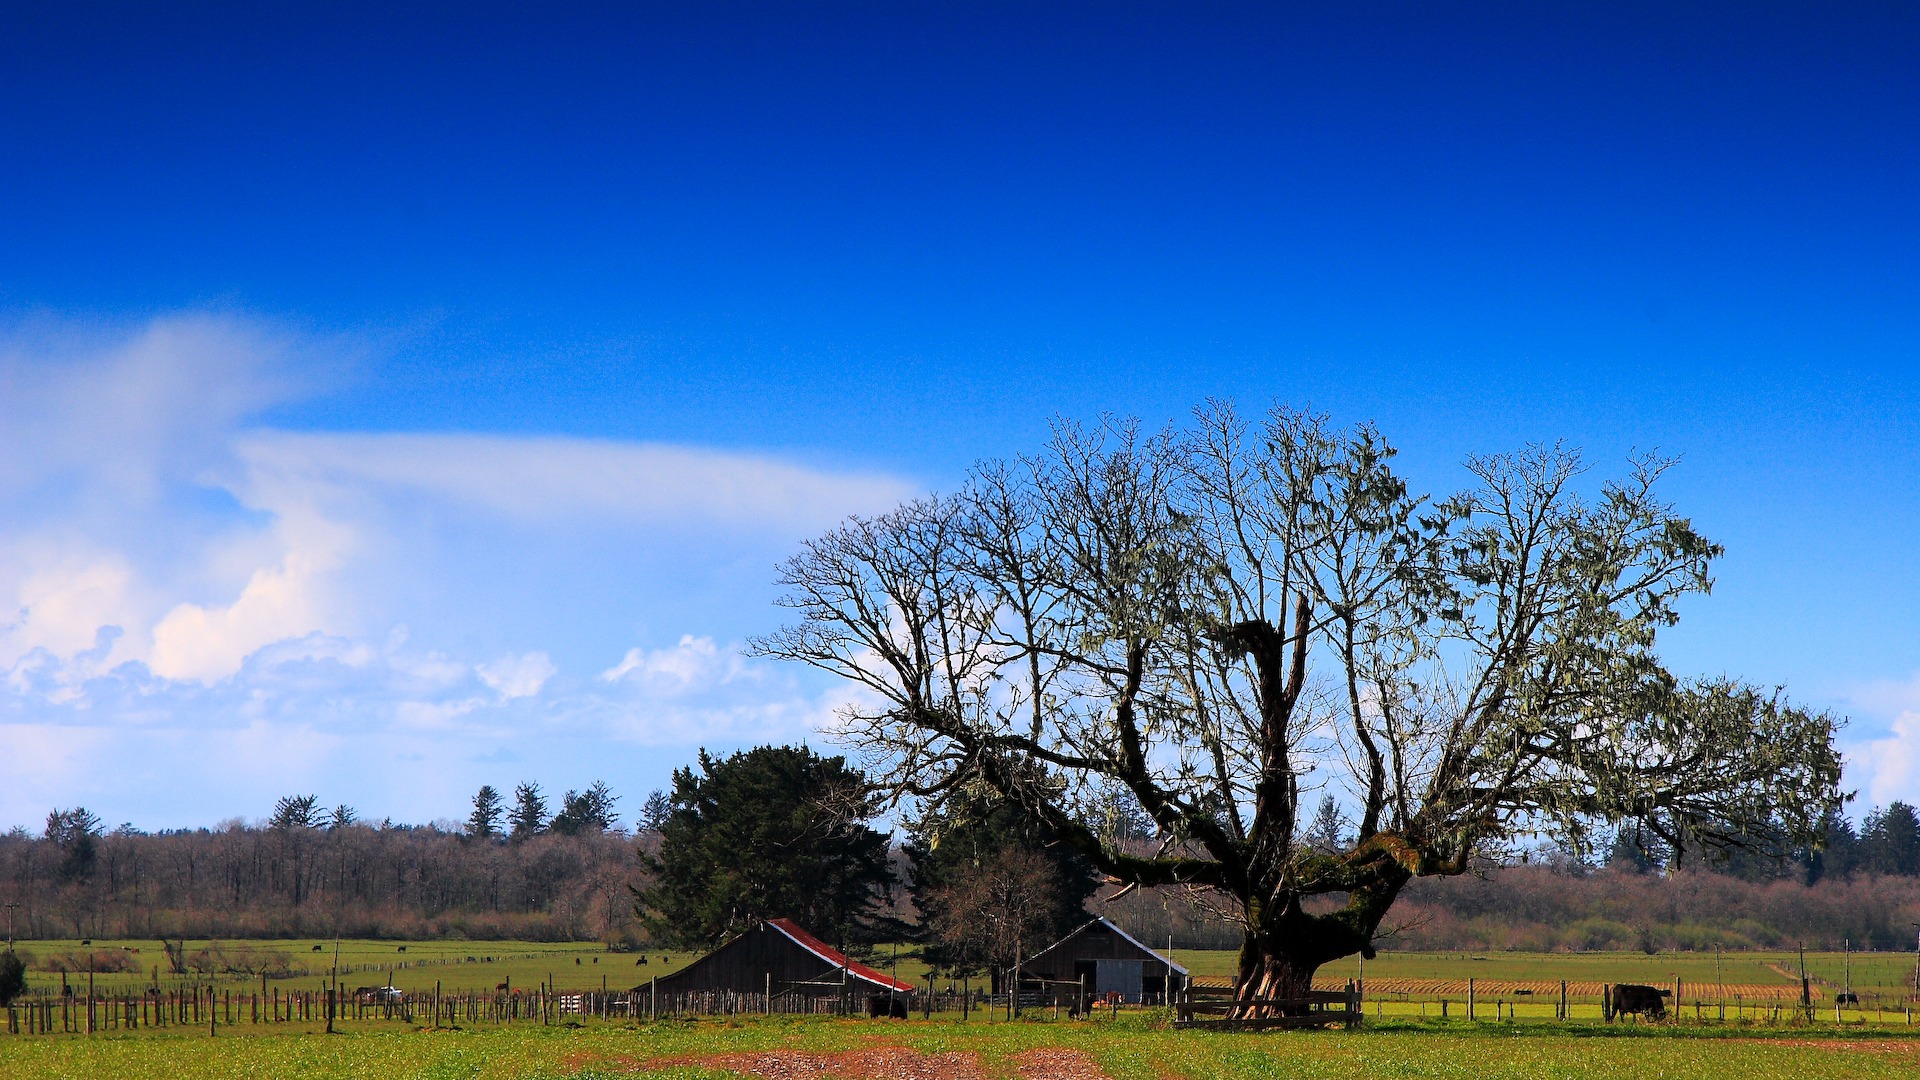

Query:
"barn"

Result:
[[653, 918, 916, 1004], [1008, 917, 1189, 1004]]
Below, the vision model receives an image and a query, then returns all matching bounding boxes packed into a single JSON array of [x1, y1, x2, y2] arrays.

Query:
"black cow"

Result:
[[866, 994, 909, 1019], [1607, 984, 1671, 1021], [1836, 992, 1859, 1005]]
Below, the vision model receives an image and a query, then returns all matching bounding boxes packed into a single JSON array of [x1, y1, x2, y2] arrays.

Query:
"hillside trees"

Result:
[[754, 403, 1844, 1014], [636, 745, 894, 949]]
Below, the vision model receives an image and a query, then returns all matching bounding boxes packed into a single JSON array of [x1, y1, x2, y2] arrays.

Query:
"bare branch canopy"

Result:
[[752, 402, 1843, 1009]]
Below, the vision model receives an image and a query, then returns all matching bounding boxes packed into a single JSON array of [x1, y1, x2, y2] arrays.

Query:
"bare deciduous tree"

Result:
[[754, 403, 1843, 1013]]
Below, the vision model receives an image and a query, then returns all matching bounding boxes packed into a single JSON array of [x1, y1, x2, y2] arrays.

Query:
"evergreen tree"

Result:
[[44, 807, 101, 883], [1801, 807, 1858, 883], [550, 781, 619, 835], [269, 795, 321, 831], [1862, 802, 1920, 875], [1604, 824, 1667, 873], [467, 785, 505, 839], [636, 745, 893, 948], [638, 789, 672, 832], [509, 782, 549, 840], [1303, 794, 1348, 855]]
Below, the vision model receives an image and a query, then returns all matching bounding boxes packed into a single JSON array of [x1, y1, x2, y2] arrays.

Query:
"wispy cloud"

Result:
[[0, 314, 915, 828]]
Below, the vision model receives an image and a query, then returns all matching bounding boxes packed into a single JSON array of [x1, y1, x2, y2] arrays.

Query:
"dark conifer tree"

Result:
[[636, 745, 892, 949]]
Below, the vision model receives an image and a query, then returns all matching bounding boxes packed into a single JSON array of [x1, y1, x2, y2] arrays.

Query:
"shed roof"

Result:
[[1023, 916, 1190, 975], [767, 918, 916, 992]]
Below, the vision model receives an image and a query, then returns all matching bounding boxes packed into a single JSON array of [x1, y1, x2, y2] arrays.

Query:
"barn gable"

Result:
[[654, 919, 914, 996], [1013, 917, 1188, 1004]]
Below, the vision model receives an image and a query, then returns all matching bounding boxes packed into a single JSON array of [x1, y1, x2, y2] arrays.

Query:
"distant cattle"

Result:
[[1836, 992, 1860, 1005], [1606, 984, 1671, 1021], [495, 981, 510, 991], [397, 945, 407, 952], [866, 994, 909, 1019], [313, 945, 324, 952]]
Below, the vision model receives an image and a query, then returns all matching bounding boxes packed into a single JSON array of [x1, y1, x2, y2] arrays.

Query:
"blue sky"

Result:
[[2, 3, 1918, 830]]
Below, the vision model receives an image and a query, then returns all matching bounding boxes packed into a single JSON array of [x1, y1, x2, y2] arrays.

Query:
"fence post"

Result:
[[1468, 979, 1475, 1021], [1560, 980, 1567, 1021]]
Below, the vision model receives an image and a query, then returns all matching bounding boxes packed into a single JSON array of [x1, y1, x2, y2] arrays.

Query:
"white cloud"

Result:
[[477, 651, 556, 700], [1843, 672, 1920, 809], [149, 543, 349, 682], [1861, 711, 1920, 809], [600, 635, 742, 691]]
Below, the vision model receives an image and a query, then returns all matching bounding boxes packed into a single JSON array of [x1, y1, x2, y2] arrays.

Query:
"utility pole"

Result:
[[2, 901, 17, 952]]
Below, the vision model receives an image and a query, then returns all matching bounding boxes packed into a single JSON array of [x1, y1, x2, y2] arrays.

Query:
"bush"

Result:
[[0, 950, 25, 1006], [37, 950, 137, 974]]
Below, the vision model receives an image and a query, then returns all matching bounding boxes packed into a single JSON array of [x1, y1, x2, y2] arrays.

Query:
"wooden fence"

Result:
[[1175, 983, 1361, 1030]]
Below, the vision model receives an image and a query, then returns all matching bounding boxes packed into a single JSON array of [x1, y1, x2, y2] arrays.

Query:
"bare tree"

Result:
[[754, 403, 1843, 1014]]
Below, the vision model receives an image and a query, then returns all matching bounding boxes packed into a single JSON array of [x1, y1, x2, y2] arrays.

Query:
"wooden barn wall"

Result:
[[655, 929, 842, 994], [1020, 925, 1177, 981]]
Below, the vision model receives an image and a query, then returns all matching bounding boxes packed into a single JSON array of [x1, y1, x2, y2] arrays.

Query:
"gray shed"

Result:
[[1008, 917, 1189, 1004]]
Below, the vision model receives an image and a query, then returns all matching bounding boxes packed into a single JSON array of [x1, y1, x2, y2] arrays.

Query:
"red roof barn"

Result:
[[653, 918, 915, 999]]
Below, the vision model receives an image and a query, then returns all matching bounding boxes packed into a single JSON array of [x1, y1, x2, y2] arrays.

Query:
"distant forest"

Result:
[[6, 792, 1919, 953]]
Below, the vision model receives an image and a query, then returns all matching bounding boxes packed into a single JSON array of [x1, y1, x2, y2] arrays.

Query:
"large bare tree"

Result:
[[753, 404, 1843, 1012]]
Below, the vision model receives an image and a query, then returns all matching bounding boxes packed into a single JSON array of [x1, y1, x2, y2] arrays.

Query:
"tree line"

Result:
[[1, 779, 646, 943], [1, 752, 1913, 963]]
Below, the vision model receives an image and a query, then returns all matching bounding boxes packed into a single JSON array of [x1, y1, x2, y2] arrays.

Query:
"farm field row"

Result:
[[4, 1015, 1920, 1079]]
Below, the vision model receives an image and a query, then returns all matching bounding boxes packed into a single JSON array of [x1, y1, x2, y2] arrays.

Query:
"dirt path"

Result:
[[623, 1044, 1113, 1080]]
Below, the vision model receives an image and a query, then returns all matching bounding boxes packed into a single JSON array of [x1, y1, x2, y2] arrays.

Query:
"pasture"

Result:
[[10, 939, 1916, 1005], [2, 1015, 1920, 1079]]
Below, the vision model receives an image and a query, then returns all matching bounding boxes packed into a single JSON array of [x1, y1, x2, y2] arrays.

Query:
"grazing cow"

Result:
[[397, 945, 407, 952], [1836, 992, 1859, 1005], [866, 994, 909, 1019], [1607, 984, 1671, 1021], [495, 981, 510, 991], [313, 945, 324, 952]]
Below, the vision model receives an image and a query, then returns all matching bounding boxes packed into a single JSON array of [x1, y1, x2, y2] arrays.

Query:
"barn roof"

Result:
[[1024, 916, 1190, 975], [767, 918, 916, 992]]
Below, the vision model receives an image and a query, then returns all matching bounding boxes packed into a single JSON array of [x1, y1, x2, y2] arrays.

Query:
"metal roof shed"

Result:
[[1013, 917, 1190, 1004]]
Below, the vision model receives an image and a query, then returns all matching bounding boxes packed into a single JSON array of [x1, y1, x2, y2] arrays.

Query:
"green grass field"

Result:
[[3, 1015, 1920, 1079], [1175, 947, 1919, 993], [12, 939, 1916, 1000], [6, 938, 699, 997]]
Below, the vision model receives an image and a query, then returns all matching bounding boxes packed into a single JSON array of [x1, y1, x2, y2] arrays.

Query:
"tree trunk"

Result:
[[1233, 936, 1321, 1018]]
